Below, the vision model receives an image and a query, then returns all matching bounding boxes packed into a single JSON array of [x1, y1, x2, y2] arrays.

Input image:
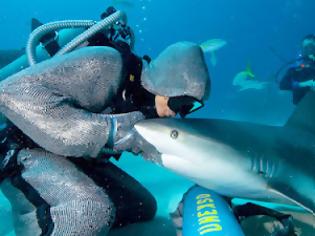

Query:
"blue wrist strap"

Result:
[[107, 116, 117, 148]]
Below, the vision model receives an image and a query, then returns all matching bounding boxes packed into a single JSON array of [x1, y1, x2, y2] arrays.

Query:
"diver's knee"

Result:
[[139, 191, 157, 221], [51, 198, 115, 235]]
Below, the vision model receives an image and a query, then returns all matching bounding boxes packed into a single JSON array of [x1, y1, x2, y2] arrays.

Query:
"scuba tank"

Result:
[[0, 6, 142, 163], [0, 6, 155, 118], [0, 7, 134, 80]]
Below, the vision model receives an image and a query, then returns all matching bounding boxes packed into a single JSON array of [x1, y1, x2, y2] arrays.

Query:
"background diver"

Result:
[[279, 34, 315, 104], [0, 7, 211, 236]]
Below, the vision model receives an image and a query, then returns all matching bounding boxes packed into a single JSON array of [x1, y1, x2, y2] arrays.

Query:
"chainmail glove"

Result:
[[108, 112, 161, 163]]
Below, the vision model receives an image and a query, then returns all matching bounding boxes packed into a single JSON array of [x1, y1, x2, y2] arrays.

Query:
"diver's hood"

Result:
[[141, 41, 210, 101]]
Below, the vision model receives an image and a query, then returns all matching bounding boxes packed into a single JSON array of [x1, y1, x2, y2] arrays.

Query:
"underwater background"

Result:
[[0, 0, 314, 235]]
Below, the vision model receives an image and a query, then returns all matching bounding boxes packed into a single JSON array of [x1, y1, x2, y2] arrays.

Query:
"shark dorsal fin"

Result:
[[285, 90, 315, 134], [31, 18, 43, 31]]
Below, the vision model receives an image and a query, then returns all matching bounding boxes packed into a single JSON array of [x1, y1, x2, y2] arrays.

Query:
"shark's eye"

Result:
[[170, 130, 179, 139]]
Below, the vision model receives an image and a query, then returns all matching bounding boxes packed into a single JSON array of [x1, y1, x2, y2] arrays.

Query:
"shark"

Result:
[[135, 91, 315, 221], [0, 18, 43, 72], [0, 49, 24, 70]]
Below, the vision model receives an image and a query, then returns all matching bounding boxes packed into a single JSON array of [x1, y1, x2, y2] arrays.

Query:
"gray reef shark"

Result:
[[0, 49, 24, 70], [135, 91, 315, 223]]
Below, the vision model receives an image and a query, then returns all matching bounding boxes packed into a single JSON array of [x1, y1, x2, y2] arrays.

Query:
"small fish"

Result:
[[233, 65, 269, 91], [200, 39, 227, 66], [200, 39, 227, 52]]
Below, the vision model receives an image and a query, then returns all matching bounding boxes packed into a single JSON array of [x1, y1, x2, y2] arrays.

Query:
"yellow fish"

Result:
[[233, 65, 269, 91]]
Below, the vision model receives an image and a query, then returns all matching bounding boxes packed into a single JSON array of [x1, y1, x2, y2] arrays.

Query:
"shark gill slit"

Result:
[[251, 155, 277, 179]]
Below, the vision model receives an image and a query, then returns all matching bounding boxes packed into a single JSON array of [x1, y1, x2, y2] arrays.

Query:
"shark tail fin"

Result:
[[31, 18, 43, 31], [285, 90, 315, 134]]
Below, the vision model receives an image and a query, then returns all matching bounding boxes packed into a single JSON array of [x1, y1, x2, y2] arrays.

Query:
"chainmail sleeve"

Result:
[[0, 46, 125, 157]]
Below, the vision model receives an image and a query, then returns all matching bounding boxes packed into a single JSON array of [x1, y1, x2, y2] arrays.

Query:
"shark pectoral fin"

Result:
[[268, 182, 315, 216], [210, 51, 217, 66], [285, 91, 315, 134]]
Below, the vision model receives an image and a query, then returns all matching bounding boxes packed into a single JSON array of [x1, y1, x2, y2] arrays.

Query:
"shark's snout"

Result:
[[135, 119, 161, 145], [135, 119, 178, 154]]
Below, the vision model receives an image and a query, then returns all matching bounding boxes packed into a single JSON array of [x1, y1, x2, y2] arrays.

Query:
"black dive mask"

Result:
[[168, 96, 204, 118]]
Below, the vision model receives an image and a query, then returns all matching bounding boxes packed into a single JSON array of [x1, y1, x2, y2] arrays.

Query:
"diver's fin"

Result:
[[285, 90, 315, 134], [31, 18, 43, 31], [210, 51, 217, 66], [269, 181, 315, 216]]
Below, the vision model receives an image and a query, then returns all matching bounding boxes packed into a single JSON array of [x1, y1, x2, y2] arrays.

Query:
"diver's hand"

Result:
[[109, 112, 162, 163], [108, 111, 144, 149], [298, 79, 315, 89], [136, 132, 162, 164], [112, 127, 162, 163]]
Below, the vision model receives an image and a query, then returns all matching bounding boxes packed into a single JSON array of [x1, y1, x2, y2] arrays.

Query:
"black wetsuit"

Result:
[[87, 32, 156, 118], [280, 59, 315, 104]]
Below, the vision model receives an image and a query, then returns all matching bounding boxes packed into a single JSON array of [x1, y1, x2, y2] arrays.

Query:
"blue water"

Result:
[[0, 0, 314, 235], [1, 0, 314, 122]]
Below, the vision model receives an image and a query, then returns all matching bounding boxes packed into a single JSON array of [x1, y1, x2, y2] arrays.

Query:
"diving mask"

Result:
[[168, 96, 204, 118], [302, 39, 315, 61]]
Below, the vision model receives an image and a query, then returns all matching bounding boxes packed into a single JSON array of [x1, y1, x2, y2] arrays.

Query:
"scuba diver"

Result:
[[279, 34, 315, 104], [0, 7, 210, 236]]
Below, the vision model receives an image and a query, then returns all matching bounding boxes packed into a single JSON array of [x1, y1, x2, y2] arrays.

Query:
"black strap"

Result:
[[80, 29, 155, 117], [107, 45, 157, 118], [43, 40, 60, 57], [38, 29, 60, 57]]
